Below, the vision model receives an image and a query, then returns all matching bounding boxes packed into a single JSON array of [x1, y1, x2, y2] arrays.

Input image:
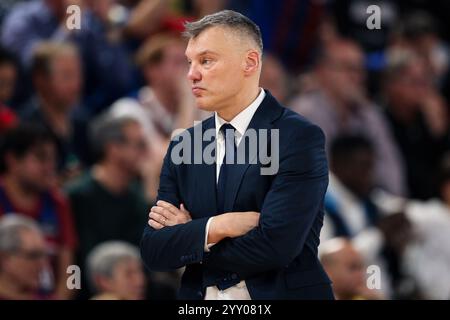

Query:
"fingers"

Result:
[[151, 205, 175, 219], [157, 200, 179, 216], [149, 211, 169, 226], [148, 219, 164, 229]]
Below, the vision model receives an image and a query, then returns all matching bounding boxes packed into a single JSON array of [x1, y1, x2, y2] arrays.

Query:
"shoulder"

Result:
[[276, 106, 326, 143], [169, 115, 215, 144], [64, 171, 95, 197]]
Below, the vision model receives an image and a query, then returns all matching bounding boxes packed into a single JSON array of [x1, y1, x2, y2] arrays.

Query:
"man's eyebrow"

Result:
[[198, 50, 218, 56], [186, 50, 219, 58]]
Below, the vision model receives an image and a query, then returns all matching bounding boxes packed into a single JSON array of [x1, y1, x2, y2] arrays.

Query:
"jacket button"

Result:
[[231, 273, 238, 280]]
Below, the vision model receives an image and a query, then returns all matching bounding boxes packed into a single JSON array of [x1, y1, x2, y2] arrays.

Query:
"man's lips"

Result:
[[192, 87, 205, 96]]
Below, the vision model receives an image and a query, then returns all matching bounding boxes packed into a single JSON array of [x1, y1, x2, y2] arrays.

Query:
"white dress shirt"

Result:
[[204, 88, 266, 300]]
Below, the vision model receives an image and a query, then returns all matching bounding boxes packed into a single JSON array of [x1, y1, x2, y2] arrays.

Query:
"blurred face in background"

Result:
[[317, 41, 366, 105], [260, 54, 288, 104], [333, 148, 375, 199], [385, 58, 430, 111], [49, 53, 82, 110], [35, 51, 82, 111], [110, 122, 148, 175], [99, 258, 146, 300], [0, 228, 48, 292], [323, 244, 366, 299], [145, 40, 188, 96], [6, 142, 57, 193], [0, 62, 17, 104]]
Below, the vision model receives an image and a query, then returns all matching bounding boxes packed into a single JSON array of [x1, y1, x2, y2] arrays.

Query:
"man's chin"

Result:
[[195, 98, 216, 112]]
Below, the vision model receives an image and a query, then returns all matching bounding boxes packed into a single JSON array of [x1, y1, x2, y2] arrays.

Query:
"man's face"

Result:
[[185, 26, 248, 112], [48, 53, 82, 109], [1, 229, 48, 291], [113, 122, 148, 174], [155, 42, 189, 92], [387, 60, 430, 109], [0, 63, 17, 103], [13, 142, 57, 192], [334, 149, 374, 198], [326, 246, 366, 298], [319, 43, 366, 104], [105, 258, 146, 300]]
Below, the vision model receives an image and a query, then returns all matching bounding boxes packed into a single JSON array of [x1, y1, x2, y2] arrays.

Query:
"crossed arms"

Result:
[[140, 124, 328, 279]]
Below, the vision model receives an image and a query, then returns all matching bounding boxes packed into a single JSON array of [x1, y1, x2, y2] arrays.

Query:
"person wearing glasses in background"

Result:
[[0, 215, 50, 300]]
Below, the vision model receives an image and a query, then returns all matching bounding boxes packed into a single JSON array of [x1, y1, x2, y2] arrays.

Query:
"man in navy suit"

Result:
[[140, 10, 334, 300]]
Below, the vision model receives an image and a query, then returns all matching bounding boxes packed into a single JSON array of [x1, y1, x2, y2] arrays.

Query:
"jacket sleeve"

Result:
[[204, 124, 329, 277], [140, 140, 209, 272]]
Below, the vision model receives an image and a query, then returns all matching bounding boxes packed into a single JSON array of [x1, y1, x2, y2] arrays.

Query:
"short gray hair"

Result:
[[183, 10, 263, 53], [0, 215, 41, 253], [86, 241, 141, 291]]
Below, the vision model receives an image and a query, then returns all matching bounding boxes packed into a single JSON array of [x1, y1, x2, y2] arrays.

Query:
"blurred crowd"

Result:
[[0, 0, 449, 300]]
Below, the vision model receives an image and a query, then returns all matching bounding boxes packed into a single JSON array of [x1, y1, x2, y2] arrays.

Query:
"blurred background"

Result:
[[0, 0, 449, 300]]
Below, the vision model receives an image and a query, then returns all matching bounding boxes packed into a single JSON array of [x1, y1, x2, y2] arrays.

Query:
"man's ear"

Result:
[[243, 50, 260, 76]]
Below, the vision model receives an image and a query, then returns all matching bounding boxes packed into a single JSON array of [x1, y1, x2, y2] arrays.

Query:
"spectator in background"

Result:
[[65, 115, 149, 299], [229, 0, 328, 74], [291, 39, 406, 196], [320, 238, 382, 300], [381, 48, 449, 200], [0, 47, 18, 134], [114, 33, 204, 140], [110, 33, 208, 201], [402, 154, 450, 299], [260, 54, 289, 104], [391, 11, 449, 91], [87, 241, 145, 300], [21, 41, 89, 180], [0, 124, 77, 299], [0, 215, 50, 300], [322, 134, 418, 299], [1, 0, 136, 112]]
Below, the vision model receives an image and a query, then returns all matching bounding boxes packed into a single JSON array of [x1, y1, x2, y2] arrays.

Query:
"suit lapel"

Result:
[[223, 91, 284, 213], [196, 116, 218, 217]]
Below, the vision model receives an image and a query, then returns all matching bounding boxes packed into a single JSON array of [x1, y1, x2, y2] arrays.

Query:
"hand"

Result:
[[148, 200, 192, 229], [208, 211, 260, 244], [377, 212, 413, 254], [420, 91, 448, 137]]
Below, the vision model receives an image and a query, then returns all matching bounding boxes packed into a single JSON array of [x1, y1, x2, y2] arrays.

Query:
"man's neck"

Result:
[[217, 86, 260, 122], [0, 274, 33, 300], [2, 174, 39, 210], [92, 162, 132, 195], [38, 94, 71, 137]]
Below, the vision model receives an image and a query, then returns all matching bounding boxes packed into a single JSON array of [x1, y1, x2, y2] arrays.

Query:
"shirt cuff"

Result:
[[204, 217, 216, 252]]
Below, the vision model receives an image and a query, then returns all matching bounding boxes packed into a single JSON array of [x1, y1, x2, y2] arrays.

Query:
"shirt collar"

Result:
[[215, 88, 266, 138]]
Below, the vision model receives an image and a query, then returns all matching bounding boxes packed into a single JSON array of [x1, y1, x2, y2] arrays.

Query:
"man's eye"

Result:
[[202, 59, 212, 65]]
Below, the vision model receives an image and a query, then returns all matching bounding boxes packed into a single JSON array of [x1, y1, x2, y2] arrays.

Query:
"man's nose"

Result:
[[187, 64, 201, 82]]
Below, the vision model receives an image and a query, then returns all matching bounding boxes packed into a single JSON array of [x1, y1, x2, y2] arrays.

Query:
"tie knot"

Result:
[[220, 123, 236, 135]]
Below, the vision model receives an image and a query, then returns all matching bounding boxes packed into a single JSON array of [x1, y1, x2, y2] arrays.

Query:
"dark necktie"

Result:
[[217, 123, 237, 214]]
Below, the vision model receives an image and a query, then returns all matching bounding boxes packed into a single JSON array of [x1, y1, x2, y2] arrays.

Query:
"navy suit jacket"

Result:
[[140, 91, 334, 299]]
